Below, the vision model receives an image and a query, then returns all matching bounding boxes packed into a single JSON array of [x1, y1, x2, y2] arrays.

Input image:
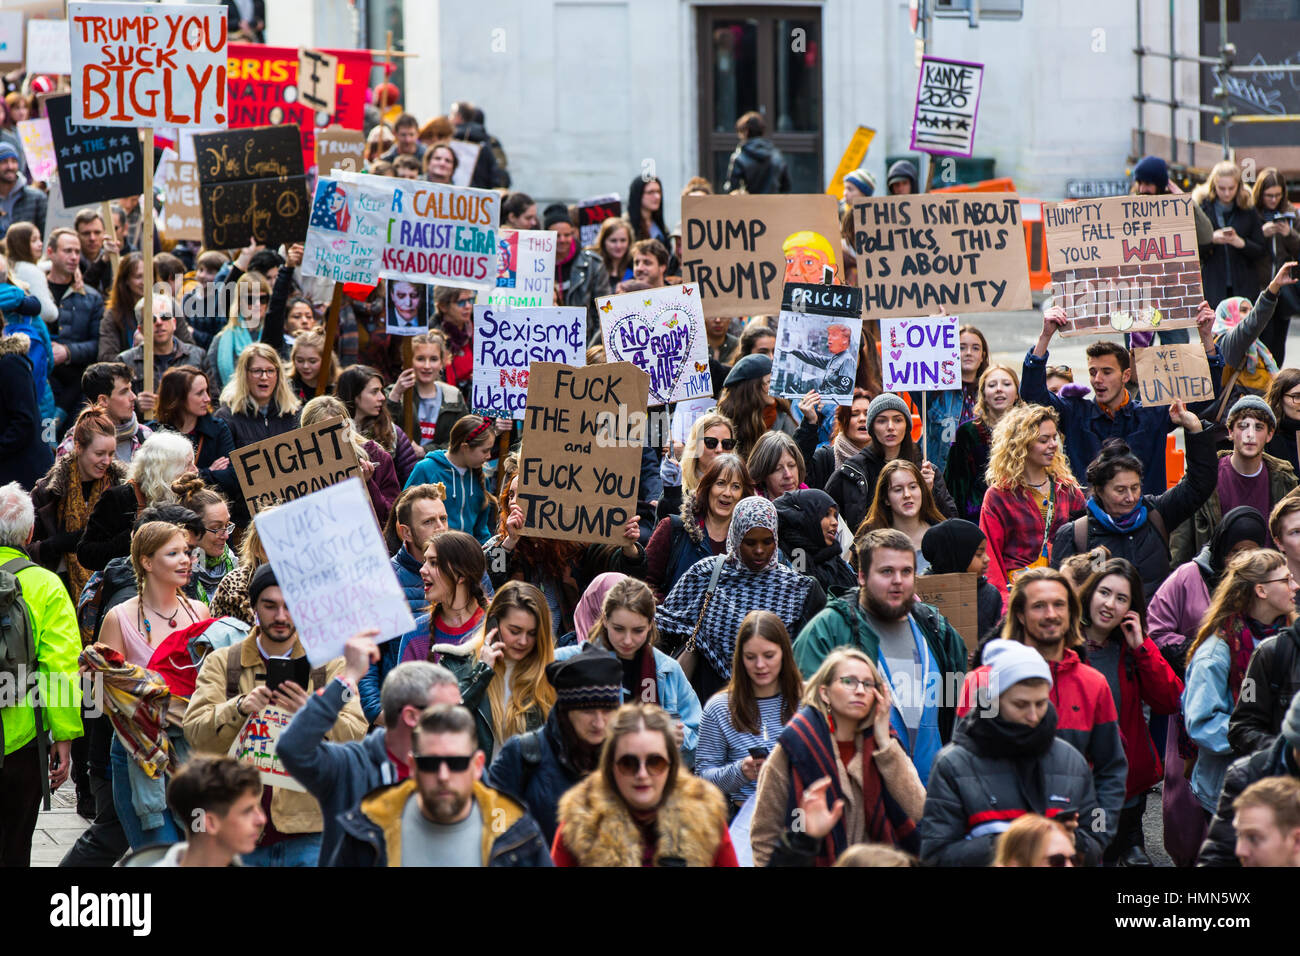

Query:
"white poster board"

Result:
[[879, 314, 961, 393], [25, 19, 71, 75], [471, 304, 586, 420], [480, 229, 556, 309]]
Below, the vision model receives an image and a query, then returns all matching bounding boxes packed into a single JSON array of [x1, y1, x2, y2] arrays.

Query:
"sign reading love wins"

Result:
[[596, 284, 712, 406], [880, 314, 960, 392]]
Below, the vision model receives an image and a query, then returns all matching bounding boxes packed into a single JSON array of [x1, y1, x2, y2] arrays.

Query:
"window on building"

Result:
[[696, 7, 823, 193]]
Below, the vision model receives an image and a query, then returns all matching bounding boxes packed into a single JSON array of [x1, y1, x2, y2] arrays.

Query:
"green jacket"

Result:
[[1169, 450, 1298, 565], [1, 545, 83, 755], [791, 588, 968, 743]]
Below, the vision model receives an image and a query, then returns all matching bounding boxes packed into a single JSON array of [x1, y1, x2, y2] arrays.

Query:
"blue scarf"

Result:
[[1086, 497, 1148, 534]]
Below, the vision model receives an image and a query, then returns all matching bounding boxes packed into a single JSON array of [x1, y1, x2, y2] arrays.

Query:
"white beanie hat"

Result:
[[984, 639, 1052, 697]]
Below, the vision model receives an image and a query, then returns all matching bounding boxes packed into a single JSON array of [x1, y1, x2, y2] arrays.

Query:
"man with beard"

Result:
[[792, 528, 967, 784], [184, 565, 368, 866], [0, 143, 46, 235], [922, 639, 1106, 866], [330, 704, 553, 866]]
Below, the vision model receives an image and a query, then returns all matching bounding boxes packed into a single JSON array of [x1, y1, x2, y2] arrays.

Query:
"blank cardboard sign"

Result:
[[914, 572, 980, 652]]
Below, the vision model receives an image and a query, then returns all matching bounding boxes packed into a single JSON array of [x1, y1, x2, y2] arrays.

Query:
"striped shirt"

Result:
[[696, 692, 789, 803]]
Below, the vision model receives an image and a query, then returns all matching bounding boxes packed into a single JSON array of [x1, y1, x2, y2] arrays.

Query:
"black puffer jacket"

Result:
[[824, 444, 958, 533], [1228, 625, 1300, 757], [1198, 734, 1300, 867], [723, 138, 791, 195], [920, 707, 1106, 867]]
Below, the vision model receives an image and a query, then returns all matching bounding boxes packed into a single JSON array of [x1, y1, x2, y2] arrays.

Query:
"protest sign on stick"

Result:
[[254, 478, 416, 667], [472, 305, 586, 420], [598, 284, 712, 406], [772, 283, 863, 405], [827, 126, 876, 200], [852, 194, 1032, 319], [483, 230, 556, 308], [518, 362, 648, 547], [232, 416, 363, 515], [45, 92, 145, 206], [297, 49, 338, 113], [315, 126, 365, 174], [229, 706, 307, 792], [879, 313, 961, 393], [26, 19, 71, 75], [16, 119, 56, 183], [1133, 345, 1214, 408], [160, 161, 203, 241], [578, 194, 621, 249], [1043, 195, 1202, 338], [910, 56, 984, 158], [193, 125, 309, 248], [682, 194, 842, 317]]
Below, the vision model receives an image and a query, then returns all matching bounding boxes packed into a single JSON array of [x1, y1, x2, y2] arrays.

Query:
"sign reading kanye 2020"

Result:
[[304, 171, 500, 290], [45, 92, 144, 207]]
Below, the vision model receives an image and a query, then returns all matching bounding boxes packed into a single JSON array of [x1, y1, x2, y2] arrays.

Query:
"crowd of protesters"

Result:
[[4, 70, 1300, 872]]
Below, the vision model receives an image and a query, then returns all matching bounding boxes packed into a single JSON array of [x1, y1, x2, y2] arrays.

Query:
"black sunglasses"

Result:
[[1046, 852, 1077, 868], [701, 436, 737, 451], [614, 753, 670, 776], [412, 754, 473, 773]]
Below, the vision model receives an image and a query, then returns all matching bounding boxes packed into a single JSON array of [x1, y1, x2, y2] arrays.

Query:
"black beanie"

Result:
[[921, 519, 985, 574], [248, 564, 280, 607], [1210, 506, 1268, 573]]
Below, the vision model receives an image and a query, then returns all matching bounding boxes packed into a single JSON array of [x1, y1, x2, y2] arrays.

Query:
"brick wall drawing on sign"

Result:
[[1054, 260, 1202, 337]]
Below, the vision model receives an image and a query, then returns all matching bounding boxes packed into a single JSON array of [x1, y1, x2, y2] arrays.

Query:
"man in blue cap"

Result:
[[0, 142, 46, 236]]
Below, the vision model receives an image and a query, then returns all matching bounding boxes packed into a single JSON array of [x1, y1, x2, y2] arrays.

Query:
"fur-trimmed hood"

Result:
[[555, 771, 728, 867], [678, 489, 707, 545], [0, 332, 31, 358], [37, 450, 127, 499]]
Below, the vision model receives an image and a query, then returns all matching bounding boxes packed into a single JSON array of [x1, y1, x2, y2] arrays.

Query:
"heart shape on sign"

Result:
[[890, 349, 903, 361], [899, 321, 910, 328], [607, 302, 700, 404]]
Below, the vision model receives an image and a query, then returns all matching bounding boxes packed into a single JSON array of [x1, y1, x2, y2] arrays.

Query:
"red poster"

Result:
[[227, 43, 371, 172]]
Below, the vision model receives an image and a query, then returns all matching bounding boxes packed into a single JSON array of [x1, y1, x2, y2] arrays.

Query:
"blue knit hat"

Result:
[[1132, 155, 1168, 188], [724, 353, 772, 388], [844, 168, 876, 197], [0, 142, 19, 163]]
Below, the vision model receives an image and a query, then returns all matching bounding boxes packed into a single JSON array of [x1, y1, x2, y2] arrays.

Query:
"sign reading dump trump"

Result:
[[254, 478, 415, 667], [518, 362, 648, 547], [1043, 195, 1203, 338], [232, 416, 362, 515], [68, 2, 228, 128], [851, 194, 1032, 319]]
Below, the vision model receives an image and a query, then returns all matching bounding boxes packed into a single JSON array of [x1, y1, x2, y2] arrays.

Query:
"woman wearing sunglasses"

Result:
[[655, 411, 735, 523], [994, 814, 1077, 867], [551, 703, 738, 866], [432, 285, 476, 390], [750, 647, 924, 866]]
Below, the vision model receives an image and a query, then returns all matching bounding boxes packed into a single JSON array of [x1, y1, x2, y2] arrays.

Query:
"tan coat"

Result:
[[749, 734, 926, 867], [182, 631, 367, 833]]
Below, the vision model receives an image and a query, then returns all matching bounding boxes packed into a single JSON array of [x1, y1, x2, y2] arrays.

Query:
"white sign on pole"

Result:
[[25, 19, 71, 75], [879, 314, 961, 393]]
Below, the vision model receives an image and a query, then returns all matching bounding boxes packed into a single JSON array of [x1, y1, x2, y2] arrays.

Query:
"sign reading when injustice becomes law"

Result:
[[232, 416, 362, 515], [1044, 194, 1202, 338], [851, 194, 1032, 319], [518, 362, 648, 547], [1134, 344, 1214, 408]]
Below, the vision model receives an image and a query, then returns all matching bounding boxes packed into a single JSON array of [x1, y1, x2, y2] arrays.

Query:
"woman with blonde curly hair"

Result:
[[977, 403, 1084, 598], [945, 364, 1022, 522]]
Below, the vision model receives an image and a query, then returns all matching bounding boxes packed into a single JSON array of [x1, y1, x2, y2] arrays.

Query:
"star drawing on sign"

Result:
[[71, 144, 81, 155], [59, 147, 69, 158], [955, 120, 970, 130]]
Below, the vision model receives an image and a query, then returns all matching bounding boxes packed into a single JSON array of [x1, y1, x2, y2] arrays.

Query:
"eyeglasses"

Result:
[[412, 754, 474, 773], [205, 522, 235, 537], [836, 676, 876, 691], [1046, 852, 1077, 868], [454, 297, 475, 308], [614, 753, 670, 776], [1264, 574, 1296, 585], [1284, 392, 1300, 404], [701, 436, 737, 451], [248, 367, 278, 378]]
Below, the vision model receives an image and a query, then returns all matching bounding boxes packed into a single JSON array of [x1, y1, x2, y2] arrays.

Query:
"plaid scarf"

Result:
[[79, 643, 174, 778], [57, 459, 109, 601]]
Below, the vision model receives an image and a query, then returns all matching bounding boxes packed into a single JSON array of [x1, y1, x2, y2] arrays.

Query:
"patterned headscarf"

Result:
[[1214, 296, 1278, 389], [727, 496, 780, 571]]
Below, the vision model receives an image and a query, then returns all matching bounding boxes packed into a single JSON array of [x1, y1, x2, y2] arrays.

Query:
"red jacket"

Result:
[[1107, 636, 1184, 798], [979, 479, 1085, 599]]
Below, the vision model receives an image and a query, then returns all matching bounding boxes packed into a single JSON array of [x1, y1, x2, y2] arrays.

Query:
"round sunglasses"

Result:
[[614, 753, 670, 776]]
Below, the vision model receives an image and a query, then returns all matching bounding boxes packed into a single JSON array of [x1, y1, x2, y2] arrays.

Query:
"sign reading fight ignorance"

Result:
[[597, 284, 713, 405], [68, 2, 228, 128], [193, 125, 309, 248], [232, 415, 362, 515], [1043, 195, 1202, 337], [518, 362, 648, 547], [303, 171, 501, 291], [1133, 344, 1214, 407], [472, 305, 586, 420], [879, 313, 961, 393], [227, 43, 371, 174], [255, 478, 415, 667], [852, 194, 1032, 319], [484, 229, 556, 308], [45, 92, 144, 207], [682, 193, 842, 317]]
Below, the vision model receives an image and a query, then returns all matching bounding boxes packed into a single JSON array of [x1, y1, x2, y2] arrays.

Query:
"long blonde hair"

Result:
[[476, 582, 556, 745], [1190, 549, 1293, 662], [300, 395, 371, 465], [1191, 160, 1254, 209], [220, 342, 301, 416], [972, 364, 1022, 428], [985, 403, 1077, 492], [682, 411, 735, 491], [222, 271, 272, 332]]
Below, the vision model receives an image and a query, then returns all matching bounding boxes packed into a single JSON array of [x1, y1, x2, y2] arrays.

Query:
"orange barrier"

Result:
[[932, 178, 1053, 295]]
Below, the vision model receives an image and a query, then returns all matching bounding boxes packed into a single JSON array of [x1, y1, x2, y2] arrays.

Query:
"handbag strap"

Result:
[[683, 557, 726, 653]]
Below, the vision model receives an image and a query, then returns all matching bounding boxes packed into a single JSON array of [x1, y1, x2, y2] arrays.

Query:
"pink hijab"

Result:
[[574, 572, 627, 642]]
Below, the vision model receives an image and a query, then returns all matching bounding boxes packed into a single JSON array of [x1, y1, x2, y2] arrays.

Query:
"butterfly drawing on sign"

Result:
[[695, 362, 708, 372], [600, 300, 613, 313], [643, 299, 652, 307], [666, 316, 680, 329], [682, 288, 694, 295]]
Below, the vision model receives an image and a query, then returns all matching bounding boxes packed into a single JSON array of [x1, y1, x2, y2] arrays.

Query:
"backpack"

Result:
[[0, 557, 50, 806], [76, 558, 138, 647], [224, 640, 326, 700]]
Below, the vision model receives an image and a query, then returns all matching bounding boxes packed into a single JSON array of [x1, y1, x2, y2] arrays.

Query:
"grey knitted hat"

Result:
[[866, 393, 911, 432], [1228, 394, 1276, 429]]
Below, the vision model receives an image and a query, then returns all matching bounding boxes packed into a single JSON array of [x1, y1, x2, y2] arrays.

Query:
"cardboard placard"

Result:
[[228, 706, 306, 792], [483, 229, 556, 308], [193, 125, 308, 248], [1133, 344, 1214, 407], [880, 314, 962, 393], [1044, 195, 1203, 337], [385, 279, 429, 334], [914, 572, 980, 651], [681, 193, 843, 317], [578, 194, 621, 249], [518, 362, 648, 546], [910, 56, 984, 158], [68, 2, 228, 128], [302, 171, 500, 290], [160, 160, 203, 240], [772, 283, 863, 404], [472, 305, 586, 419], [297, 49, 338, 113], [314, 126, 365, 174], [827, 125, 876, 200], [232, 415, 362, 515], [447, 140, 480, 188], [26, 19, 71, 76], [0, 12, 23, 67], [45, 92, 145, 206], [597, 284, 712, 406], [227, 43, 370, 173], [253, 478, 416, 667], [16, 118, 56, 183], [851, 194, 1032, 319]]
